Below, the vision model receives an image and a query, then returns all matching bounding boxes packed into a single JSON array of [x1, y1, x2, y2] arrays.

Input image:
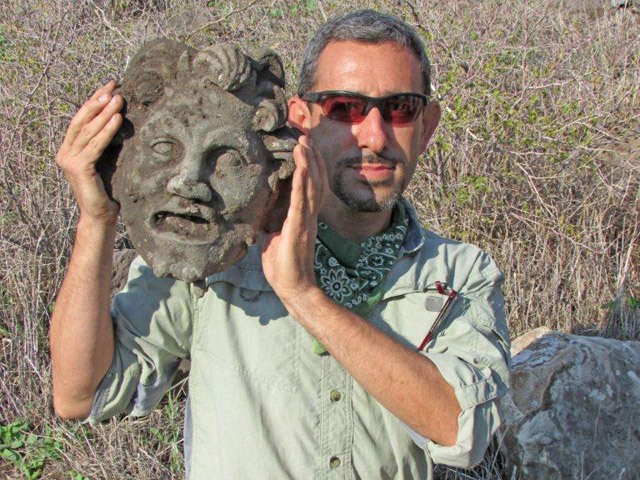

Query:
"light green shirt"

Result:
[[89, 201, 510, 479]]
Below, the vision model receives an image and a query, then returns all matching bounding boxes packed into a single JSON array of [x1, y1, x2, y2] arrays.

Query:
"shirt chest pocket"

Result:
[[194, 282, 301, 392], [373, 291, 453, 350]]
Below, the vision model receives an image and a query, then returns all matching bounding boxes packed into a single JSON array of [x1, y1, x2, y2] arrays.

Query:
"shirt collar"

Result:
[[399, 197, 425, 255]]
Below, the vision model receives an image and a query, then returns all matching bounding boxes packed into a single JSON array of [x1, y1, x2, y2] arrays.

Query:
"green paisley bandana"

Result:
[[312, 201, 408, 355]]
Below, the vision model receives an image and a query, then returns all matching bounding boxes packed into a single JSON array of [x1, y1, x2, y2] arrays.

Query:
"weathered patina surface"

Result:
[[99, 39, 295, 282]]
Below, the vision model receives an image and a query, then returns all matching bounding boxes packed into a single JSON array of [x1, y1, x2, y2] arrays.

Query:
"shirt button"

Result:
[[330, 389, 343, 402], [329, 456, 341, 469]]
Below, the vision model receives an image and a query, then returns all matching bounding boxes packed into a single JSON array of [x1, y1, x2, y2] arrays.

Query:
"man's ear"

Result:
[[287, 96, 312, 135], [420, 101, 441, 151]]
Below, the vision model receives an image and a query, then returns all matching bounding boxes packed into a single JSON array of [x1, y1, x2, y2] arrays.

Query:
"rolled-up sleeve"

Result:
[[406, 252, 511, 468], [87, 256, 193, 424]]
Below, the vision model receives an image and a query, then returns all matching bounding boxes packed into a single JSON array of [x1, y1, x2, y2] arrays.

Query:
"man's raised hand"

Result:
[[262, 134, 328, 305]]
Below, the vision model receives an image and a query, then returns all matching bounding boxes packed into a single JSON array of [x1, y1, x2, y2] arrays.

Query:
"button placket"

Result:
[[320, 356, 353, 478]]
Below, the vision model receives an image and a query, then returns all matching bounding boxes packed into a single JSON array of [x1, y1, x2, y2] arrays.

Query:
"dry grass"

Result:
[[1, 0, 638, 478]]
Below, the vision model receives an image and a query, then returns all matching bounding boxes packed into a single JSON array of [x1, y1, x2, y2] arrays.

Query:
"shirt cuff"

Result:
[[404, 353, 504, 468], [86, 344, 141, 424], [87, 341, 184, 425]]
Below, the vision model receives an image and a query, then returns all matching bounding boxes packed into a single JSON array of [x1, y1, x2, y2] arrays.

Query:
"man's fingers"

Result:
[[63, 81, 118, 151], [84, 113, 123, 158], [70, 95, 123, 155], [295, 139, 315, 200], [289, 151, 309, 217], [296, 136, 324, 215], [313, 140, 329, 201]]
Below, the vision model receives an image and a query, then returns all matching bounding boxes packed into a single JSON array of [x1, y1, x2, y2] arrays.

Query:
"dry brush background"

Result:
[[0, 0, 638, 478]]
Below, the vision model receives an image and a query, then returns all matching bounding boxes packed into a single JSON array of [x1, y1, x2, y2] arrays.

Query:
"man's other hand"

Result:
[[56, 81, 123, 224]]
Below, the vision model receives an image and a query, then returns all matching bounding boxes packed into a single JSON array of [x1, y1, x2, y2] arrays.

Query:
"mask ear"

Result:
[[287, 96, 311, 135], [253, 88, 286, 133], [251, 48, 285, 87], [250, 49, 287, 133], [420, 101, 441, 151], [260, 128, 297, 233]]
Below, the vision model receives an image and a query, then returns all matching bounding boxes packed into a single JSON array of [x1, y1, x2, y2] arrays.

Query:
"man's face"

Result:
[[115, 85, 277, 282], [301, 40, 437, 213]]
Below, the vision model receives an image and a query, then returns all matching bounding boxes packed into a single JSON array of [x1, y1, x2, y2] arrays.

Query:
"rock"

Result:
[[499, 327, 640, 479]]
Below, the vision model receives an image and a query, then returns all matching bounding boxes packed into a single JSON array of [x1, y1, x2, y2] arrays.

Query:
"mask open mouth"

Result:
[[152, 211, 212, 238]]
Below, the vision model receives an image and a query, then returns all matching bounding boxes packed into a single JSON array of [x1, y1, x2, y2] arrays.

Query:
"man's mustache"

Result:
[[338, 152, 404, 168]]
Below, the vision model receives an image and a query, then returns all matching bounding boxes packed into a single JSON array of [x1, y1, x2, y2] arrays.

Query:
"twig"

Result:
[[183, 0, 262, 42], [89, 0, 135, 48]]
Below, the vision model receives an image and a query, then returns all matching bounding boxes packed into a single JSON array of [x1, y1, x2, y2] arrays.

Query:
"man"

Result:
[[51, 10, 510, 479]]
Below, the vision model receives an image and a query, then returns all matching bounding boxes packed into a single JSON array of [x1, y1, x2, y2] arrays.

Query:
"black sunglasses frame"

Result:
[[300, 90, 430, 124]]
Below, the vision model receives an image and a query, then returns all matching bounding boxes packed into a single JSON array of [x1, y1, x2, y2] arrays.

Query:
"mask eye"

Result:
[[213, 149, 246, 179], [150, 138, 178, 162], [152, 142, 172, 154]]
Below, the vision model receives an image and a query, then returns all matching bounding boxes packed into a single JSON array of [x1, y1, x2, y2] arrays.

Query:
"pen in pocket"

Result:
[[417, 281, 458, 351]]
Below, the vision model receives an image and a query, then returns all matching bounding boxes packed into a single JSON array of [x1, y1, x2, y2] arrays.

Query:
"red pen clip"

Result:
[[418, 282, 458, 351]]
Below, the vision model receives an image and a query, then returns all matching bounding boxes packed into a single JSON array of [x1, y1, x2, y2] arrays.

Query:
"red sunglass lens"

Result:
[[321, 96, 367, 123], [384, 97, 421, 124]]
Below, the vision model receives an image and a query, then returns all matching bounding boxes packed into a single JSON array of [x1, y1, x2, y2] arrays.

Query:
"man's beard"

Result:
[[331, 153, 405, 213]]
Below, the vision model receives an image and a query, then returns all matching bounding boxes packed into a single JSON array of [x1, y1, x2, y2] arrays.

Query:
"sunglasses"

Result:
[[301, 90, 429, 125]]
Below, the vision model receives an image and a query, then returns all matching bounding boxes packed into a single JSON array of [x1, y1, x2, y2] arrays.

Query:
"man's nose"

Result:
[[166, 158, 212, 202], [354, 107, 389, 154]]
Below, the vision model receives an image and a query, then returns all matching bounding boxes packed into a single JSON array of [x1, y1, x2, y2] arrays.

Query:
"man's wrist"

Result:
[[280, 285, 329, 324], [77, 212, 119, 231]]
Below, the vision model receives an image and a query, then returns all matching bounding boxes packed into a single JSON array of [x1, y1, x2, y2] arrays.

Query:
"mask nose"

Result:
[[166, 158, 212, 203]]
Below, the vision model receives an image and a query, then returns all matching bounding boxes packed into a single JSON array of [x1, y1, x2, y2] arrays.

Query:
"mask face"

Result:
[[99, 39, 295, 282]]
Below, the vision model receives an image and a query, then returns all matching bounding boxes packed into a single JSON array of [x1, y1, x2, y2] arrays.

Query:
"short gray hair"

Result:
[[297, 10, 431, 96]]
